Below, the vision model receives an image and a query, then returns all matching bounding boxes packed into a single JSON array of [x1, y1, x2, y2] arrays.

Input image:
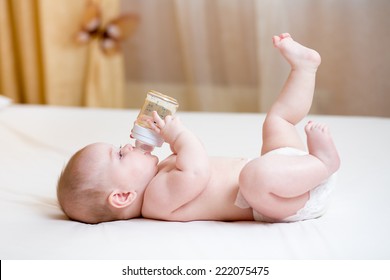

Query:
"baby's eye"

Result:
[[118, 145, 123, 159]]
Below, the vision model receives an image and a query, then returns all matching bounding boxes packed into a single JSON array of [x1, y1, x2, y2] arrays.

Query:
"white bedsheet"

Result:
[[1, 105, 389, 259]]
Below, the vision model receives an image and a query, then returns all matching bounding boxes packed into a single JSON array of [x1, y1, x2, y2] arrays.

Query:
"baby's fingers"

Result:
[[146, 119, 160, 134], [152, 111, 165, 129]]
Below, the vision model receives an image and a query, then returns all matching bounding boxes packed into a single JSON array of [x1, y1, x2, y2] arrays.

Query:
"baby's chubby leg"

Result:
[[239, 122, 340, 221], [262, 33, 321, 154], [236, 34, 340, 221], [270, 33, 321, 119]]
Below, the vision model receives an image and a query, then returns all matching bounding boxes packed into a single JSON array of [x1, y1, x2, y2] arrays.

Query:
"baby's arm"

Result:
[[146, 111, 210, 216], [152, 112, 208, 172]]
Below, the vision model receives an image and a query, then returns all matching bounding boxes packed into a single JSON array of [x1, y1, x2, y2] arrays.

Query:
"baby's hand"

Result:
[[148, 111, 186, 145]]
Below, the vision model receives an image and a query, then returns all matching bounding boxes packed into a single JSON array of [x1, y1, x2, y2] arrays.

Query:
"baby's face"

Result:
[[83, 143, 159, 192]]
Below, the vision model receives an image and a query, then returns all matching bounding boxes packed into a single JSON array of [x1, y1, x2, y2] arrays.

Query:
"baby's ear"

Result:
[[108, 190, 137, 209]]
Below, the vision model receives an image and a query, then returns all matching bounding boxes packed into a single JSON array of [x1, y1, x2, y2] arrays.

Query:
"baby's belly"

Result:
[[172, 195, 254, 221], [168, 157, 254, 221]]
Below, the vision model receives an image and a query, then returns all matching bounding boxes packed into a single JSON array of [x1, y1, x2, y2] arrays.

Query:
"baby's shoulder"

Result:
[[157, 154, 177, 172]]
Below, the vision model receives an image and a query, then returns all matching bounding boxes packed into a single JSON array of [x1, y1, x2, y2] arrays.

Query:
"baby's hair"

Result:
[[57, 148, 116, 224]]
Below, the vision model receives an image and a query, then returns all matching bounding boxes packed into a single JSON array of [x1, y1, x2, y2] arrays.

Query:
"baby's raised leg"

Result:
[[262, 33, 321, 154]]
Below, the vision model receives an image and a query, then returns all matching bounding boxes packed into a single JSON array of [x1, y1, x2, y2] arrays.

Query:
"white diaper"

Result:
[[235, 147, 337, 222]]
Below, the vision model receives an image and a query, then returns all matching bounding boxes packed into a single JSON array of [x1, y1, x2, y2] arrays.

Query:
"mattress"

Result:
[[1, 104, 389, 259]]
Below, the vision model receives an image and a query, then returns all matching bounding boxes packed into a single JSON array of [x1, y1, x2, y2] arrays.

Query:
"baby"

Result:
[[57, 33, 340, 224]]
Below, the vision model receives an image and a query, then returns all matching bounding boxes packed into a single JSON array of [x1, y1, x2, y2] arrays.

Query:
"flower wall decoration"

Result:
[[74, 1, 139, 56]]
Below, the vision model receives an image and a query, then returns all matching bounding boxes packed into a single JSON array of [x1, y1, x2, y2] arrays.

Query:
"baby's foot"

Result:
[[305, 121, 340, 175], [273, 33, 321, 72]]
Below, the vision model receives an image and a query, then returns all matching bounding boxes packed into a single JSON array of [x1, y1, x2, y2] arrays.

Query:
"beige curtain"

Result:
[[0, 0, 125, 107], [121, 0, 390, 117], [2, 0, 389, 116]]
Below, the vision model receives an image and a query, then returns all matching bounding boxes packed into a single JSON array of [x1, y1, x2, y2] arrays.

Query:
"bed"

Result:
[[1, 103, 390, 260]]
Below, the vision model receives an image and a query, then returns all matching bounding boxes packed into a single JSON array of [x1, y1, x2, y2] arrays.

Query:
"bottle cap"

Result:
[[131, 124, 164, 147]]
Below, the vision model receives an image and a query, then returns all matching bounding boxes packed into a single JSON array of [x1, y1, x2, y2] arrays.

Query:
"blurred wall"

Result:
[[121, 0, 390, 116]]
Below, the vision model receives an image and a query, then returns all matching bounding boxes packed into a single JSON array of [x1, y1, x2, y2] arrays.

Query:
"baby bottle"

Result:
[[131, 90, 179, 152]]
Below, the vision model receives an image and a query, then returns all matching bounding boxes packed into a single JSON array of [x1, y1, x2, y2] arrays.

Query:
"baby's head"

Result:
[[57, 142, 159, 224]]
